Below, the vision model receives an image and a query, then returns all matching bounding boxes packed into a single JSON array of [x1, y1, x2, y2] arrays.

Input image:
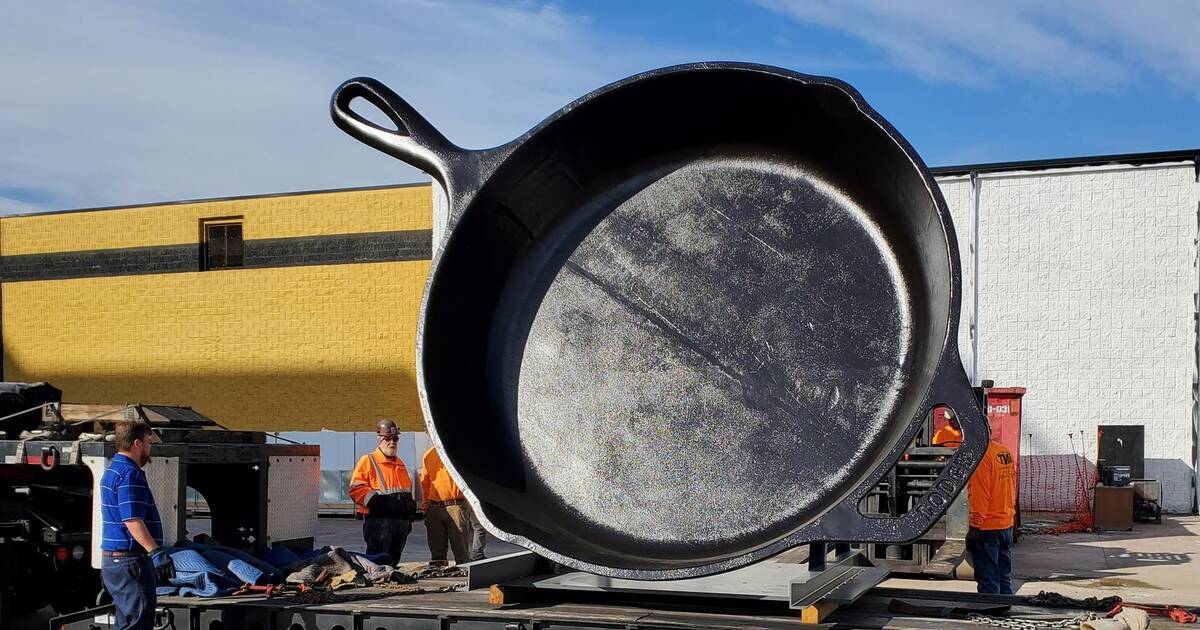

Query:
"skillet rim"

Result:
[[414, 61, 969, 579]]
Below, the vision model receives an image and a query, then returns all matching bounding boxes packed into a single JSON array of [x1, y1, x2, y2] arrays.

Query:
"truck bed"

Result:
[[52, 579, 1191, 630]]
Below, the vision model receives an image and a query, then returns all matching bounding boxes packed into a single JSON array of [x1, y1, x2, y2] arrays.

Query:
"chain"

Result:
[[407, 566, 467, 579], [288, 582, 463, 604], [967, 612, 1104, 630], [289, 590, 358, 605], [375, 582, 463, 594], [1026, 590, 1122, 612]]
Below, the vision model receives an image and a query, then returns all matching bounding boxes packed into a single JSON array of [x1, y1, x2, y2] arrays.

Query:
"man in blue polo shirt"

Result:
[[99, 420, 171, 629]]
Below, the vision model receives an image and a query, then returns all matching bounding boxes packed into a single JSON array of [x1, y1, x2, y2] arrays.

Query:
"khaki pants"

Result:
[[426, 503, 471, 564]]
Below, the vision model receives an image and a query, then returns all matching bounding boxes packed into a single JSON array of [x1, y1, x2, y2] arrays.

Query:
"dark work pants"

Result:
[[468, 505, 487, 561], [363, 516, 412, 564], [968, 527, 1013, 594], [100, 555, 156, 630]]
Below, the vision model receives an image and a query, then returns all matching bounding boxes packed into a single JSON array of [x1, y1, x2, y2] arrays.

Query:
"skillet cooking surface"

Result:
[[516, 155, 912, 559]]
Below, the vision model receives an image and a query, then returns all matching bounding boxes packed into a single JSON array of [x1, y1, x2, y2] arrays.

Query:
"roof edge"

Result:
[[8, 147, 1200, 219], [2, 180, 434, 220], [930, 148, 1199, 177]]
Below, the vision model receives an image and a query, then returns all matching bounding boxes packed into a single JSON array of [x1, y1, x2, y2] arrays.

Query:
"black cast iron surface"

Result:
[[331, 62, 989, 579]]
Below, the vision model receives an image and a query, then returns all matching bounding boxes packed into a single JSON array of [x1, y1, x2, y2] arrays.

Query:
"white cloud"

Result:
[[0, 0, 693, 213], [755, 0, 1200, 92], [1056, 1, 1200, 94], [0, 197, 40, 216], [4, 1, 1197, 213]]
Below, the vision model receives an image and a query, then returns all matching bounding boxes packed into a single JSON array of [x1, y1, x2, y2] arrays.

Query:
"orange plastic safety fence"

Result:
[[1019, 431, 1096, 534]]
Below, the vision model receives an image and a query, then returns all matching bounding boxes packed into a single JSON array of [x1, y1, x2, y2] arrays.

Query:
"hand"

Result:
[[368, 493, 399, 517], [151, 548, 174, 581], [396, 494, 417, 520], [368, 493, 416, 519], [384, 493, 416, 519]]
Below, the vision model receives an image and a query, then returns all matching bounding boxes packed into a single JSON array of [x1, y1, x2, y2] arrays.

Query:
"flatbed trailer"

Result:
[[0, 400, 320, 624], [51, 579, 1195, 630], [1, 436, 321, 547]]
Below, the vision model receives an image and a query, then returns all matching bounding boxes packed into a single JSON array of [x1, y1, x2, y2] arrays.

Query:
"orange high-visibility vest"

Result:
[[348, 448, 412, 515], [419, 446, 465, 511], [932, 424, 963, 447], [967, 440, 1017, 530]]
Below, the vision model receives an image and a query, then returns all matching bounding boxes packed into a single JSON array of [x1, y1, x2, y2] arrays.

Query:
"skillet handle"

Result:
[[817, 362, 990, 542], [331, 77, 461, 187]]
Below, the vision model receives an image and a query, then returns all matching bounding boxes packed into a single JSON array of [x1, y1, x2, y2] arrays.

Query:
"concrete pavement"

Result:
[[309, 514, 526, 562], [884, 515, 1200, 605]]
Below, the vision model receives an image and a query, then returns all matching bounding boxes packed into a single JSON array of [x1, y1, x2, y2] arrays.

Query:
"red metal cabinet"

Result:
[[984, 387, 1025, 463], [932, 386, 1025, 466]]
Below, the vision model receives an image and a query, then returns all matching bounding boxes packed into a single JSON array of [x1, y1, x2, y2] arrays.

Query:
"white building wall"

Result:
[[937, 175, 977, 380], [936, 163, 1198, 513]]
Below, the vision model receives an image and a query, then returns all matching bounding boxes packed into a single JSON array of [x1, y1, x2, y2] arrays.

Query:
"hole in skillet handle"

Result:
[[333, 78, 412, 137], [347, 96, 409, 135], [824, 366, 990, 544]]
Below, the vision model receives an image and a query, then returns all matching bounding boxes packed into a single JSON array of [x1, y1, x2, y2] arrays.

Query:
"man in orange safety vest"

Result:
[[932, 410, 964, 448], [420, 445, 472, 565], [348, 419, 416, 563]]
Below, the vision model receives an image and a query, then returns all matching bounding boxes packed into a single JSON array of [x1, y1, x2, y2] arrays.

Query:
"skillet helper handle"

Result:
[[330, 77, 459, 185], [820, 362, 990, 542]]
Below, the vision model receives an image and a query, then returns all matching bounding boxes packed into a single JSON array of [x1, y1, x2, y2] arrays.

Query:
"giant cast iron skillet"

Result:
[[331, 62, 989, 580]]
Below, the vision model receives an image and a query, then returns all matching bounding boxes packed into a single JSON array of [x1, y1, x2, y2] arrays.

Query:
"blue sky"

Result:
[[3, 0, 1199, 213]]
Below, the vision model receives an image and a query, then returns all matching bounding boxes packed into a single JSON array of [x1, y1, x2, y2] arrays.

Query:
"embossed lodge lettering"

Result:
[[913, 454, 971, 520], [947, 462, 969, 480]]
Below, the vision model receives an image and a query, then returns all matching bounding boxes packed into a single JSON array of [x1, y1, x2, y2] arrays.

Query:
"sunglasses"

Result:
[[379, 435, 399, 443]]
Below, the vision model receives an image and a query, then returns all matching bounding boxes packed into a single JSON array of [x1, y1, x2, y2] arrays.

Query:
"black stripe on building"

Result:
[[246, 230, 431, 269], [0, 229, 433, 282]]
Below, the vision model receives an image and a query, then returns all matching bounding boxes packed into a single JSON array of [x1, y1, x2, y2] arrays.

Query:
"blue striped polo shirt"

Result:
[[99, 454, 163, 551]]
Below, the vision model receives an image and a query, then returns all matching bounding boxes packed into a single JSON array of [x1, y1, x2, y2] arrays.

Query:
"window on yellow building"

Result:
[[203, 220, 243, 270]]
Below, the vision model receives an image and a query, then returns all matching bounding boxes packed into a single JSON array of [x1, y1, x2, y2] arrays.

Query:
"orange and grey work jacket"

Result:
[[348, 448, 412, 516]]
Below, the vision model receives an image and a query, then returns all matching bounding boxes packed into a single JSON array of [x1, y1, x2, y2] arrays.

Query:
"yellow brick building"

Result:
[[0, 183, 435, 432]]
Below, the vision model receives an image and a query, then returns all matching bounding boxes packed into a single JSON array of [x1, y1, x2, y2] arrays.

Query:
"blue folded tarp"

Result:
[[155, 541, 287, 597], [157, 548, 240, 597], [179, 540, 283, 582]]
